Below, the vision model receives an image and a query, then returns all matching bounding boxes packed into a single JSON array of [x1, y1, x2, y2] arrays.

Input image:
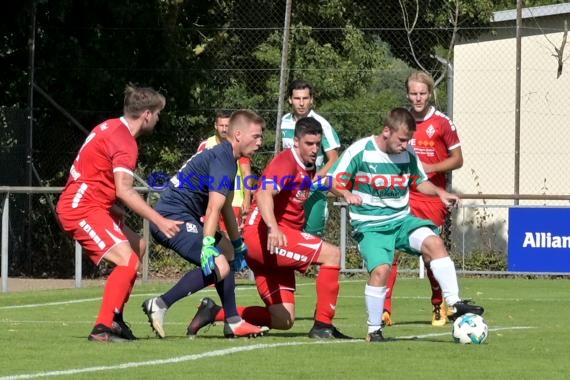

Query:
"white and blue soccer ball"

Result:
[[452, 313, 488, 344]]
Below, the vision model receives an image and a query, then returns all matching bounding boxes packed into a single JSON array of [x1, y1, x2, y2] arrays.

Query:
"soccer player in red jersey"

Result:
[[186, 117, 352, 339], [56, 84, 183, 342], [382, 71, 464, 327]]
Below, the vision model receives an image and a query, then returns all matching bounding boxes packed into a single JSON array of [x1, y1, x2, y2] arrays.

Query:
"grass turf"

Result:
[[0, 276, 569, 379]]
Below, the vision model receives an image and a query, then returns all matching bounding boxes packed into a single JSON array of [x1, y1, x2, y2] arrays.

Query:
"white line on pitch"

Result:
[[0, 340, 359, 380], [0, 326, 532, 380], [0, 281, 365, 311]]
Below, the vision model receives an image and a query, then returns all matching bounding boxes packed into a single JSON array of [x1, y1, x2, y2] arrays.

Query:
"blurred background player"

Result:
[[197, 110, 253, 234], [281, 79, 340, 236], [141, 110, 267, 338], [382, 71, 464, 328], [329, 107, 482, 342], [56, 84, 182, 342], [186, 117, 351, 340]]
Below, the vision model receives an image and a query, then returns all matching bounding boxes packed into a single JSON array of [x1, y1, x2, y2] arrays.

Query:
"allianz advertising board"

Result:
[[508, 208, 570, 273]]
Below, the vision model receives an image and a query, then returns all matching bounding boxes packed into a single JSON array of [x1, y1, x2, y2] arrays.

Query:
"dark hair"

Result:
[[215, 109, 233, 121], [294, 117, 322, 139], [384, 107, 416, 132], [123, 84, 165, 118], [288, 79, 313, 97]]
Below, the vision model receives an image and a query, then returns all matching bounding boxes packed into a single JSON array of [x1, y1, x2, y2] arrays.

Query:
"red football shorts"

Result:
[[410, 199, 447, 228], [243, 223, 322, 306], [57, 208, 128, 265]]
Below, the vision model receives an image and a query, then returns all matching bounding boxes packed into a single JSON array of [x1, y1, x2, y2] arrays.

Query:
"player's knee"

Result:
[[269, 308, 295, 330], [421, 235, 447, 262], [369, 264, 391, 286], [319, 243, 340, 266], [214, 255, 230, 281]]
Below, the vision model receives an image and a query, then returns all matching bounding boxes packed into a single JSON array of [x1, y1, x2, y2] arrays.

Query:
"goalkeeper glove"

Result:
[[201, 236, 220, 276], [232, 238, 249, 272]]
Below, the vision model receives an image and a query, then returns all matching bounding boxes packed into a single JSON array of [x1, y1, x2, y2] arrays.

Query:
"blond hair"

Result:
[[406, 71, 434, 95]]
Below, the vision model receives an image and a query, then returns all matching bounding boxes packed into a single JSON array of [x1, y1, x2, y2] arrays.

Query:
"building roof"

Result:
[[493, 3, 570, 22]]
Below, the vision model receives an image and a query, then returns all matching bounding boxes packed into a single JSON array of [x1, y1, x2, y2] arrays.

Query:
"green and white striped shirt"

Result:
[[329, 136, 428, 232], [281, 110, 340, 170]]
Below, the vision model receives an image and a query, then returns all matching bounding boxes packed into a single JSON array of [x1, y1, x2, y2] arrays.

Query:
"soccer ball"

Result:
[[452, 313, 488, 344]]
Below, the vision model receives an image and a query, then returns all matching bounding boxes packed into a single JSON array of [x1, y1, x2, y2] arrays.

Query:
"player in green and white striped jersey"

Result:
[[281, 79, 340, 236], [329, 107, 484, 342]]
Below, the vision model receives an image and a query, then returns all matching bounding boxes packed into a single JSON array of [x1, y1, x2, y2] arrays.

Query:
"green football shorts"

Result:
[[353, 215, 438, 272]]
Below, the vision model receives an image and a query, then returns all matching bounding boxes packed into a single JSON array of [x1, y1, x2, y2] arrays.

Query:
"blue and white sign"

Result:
[[508, 208, 570, 273]]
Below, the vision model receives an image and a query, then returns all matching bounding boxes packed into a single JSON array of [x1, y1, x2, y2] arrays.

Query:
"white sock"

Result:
[[365, 285, 387, 333], [429, 256, 460, 306]]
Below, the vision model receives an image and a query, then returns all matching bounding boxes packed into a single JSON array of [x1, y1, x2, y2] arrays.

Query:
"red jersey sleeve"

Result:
[[107, 127, 138, 175], [197, 140, 207, 153], [441, 118, 461, 151], [238, 156, 251, 166]]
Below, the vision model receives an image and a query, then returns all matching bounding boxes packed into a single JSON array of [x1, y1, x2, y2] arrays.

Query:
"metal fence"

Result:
[[2, 2, 570, 279], [3, 185, 570, 292]]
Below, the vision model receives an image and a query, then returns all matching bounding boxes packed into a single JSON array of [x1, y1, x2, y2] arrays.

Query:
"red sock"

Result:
[[116, 272, 137, 314], [95, 254, 139, 327], [427, 266, 443, 305], [215, 306, 272, 327], [384, 258, 399, 313], [314, 265, 340, 325]]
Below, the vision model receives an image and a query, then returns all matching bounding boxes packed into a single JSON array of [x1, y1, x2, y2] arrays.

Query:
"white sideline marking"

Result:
[[0, 281, 365, 311], [0, 326, 532, 379], [0, 340, 359, 380]]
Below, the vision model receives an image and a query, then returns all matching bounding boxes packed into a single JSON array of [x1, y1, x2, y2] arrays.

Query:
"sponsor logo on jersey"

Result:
[[186, 222, 198, 234]]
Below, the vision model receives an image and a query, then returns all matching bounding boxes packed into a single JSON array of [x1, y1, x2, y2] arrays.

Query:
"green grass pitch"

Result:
[[1, 276, 569, 379]]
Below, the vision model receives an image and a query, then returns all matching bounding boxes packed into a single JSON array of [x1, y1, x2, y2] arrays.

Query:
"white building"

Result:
[[451, 3, 570, 254]]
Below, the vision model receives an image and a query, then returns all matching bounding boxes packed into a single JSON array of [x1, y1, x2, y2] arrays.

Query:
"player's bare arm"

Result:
[[416, 181, 461, 207], [329, 177, 363, 205], [220, 191, 241, 241], [422, 146, 464, 174], [255, 186, 287, 251], [239, 160, 253, 215], [204, 191, 228, 238], [114, 171, 182, 238]]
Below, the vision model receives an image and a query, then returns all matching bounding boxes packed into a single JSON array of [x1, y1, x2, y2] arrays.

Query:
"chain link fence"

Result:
[[2, 1, 569, 278]]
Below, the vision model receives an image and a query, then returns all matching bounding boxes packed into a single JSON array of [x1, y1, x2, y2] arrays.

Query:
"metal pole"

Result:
[[334, 202, 347, 271], [514, 0, 522, 205], [446, 62, 453, 120], [74, 241, 82, 288], [274, 0, 293, 155], [27, 2, 36, 189], [2, 195, 9, 292], [26, 0, 37, 271]]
